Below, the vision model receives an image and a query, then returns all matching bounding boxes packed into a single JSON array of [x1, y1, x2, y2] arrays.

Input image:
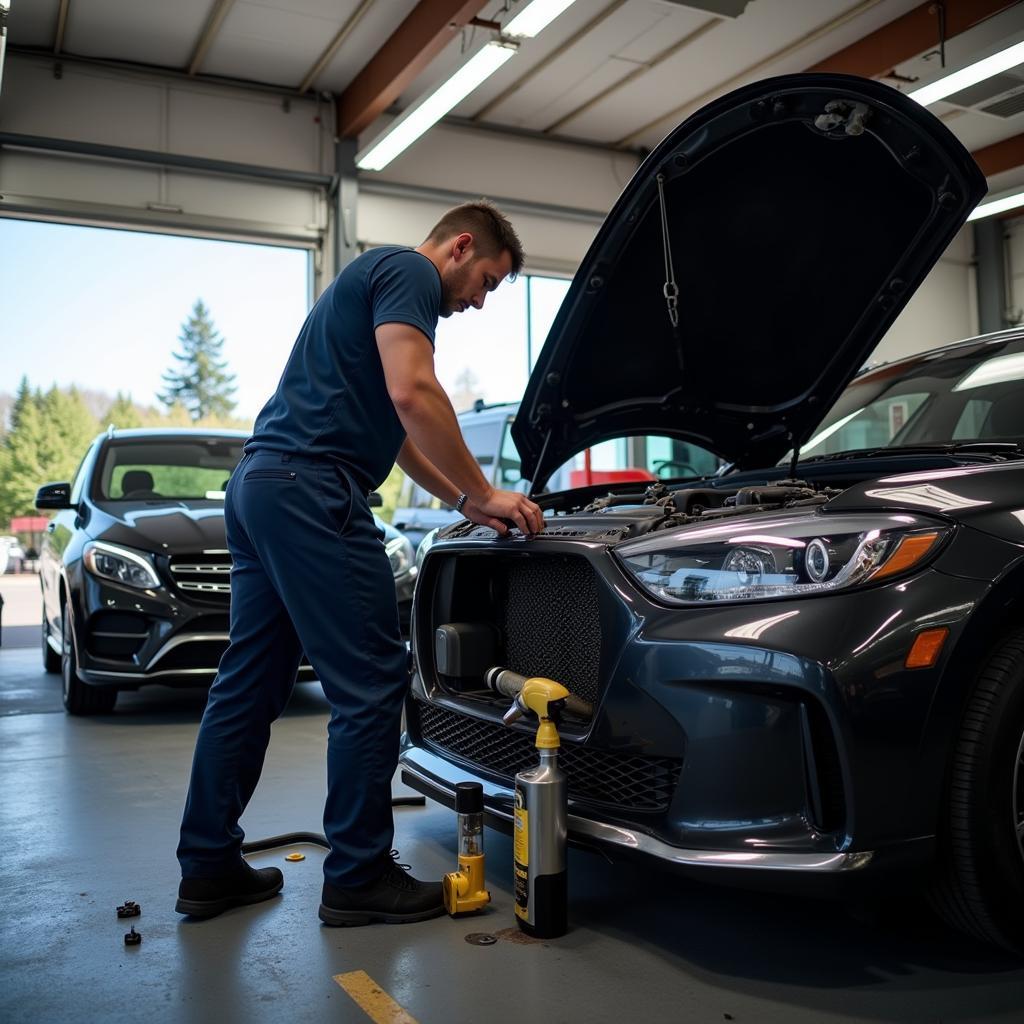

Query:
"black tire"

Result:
[[61, 602, 116, 715], [42, 602, 61, 674], [930, 628, 1024, 953]]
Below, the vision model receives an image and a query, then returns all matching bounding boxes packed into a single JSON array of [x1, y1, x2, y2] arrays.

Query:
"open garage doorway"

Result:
[[0, 217, 311, 649]]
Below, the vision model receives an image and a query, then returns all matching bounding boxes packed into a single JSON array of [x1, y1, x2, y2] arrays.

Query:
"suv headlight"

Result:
[[615, 513, 948, 605], [385, 535, 415, 579], [82, 541, 162, 590]]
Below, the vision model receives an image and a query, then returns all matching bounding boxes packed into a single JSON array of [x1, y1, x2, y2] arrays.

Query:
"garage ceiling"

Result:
[[6, 0, 1024, 187]]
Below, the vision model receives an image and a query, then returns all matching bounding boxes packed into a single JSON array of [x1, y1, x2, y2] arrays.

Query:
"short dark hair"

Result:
[[426, 200, 524, 279]]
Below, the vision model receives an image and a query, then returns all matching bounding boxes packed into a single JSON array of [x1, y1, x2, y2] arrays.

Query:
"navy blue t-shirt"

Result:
[[247, 246, 442, 490]]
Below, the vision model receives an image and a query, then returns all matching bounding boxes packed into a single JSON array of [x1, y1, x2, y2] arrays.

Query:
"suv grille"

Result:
[[169, 553, 232, 604], [417, 702, 681, 813], [500, 557, 602, 705]]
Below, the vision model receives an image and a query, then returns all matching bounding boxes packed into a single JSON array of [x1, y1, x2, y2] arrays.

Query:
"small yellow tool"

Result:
[[443, 782, 491, 916]]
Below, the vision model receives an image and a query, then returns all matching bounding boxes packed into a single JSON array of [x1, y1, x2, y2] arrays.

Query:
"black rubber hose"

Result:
[[240, 795, 426, 855]]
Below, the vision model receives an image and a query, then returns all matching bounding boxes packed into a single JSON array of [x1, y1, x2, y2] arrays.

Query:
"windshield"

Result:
[[94, 438, 245, 502], [799, 338, 1024, 458]]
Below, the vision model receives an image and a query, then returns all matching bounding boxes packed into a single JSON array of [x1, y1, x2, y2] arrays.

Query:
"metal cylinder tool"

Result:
[[485, 666, 588, 939]]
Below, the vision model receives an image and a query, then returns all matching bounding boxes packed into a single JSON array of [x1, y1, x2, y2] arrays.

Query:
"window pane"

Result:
[[528, 277, 571, 370], [434, 277, 528, 406], [953, 399, 992, 439]]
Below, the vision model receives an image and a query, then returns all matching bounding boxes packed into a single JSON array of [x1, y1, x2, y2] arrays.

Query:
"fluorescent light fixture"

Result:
[[909, 39, 1024, 107], [504, 0, 578, 38], [356, 41, 517, 171], [967, 190, 1024, 221]]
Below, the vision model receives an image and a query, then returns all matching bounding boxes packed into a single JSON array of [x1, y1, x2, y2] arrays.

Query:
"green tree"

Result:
[[0, 393, 50, 521], [8, 375, 34, 434], [160, 299, 237, 420], [105, 391, 143, 429], [0, 385, 100, 523]]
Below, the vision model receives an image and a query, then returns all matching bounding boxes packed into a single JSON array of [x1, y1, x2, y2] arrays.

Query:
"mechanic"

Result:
[[175, 201, 544, 925]]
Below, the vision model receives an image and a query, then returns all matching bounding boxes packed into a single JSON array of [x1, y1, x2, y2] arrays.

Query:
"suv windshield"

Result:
[[95, 438, 244, 502], [800, 337, 1024, 459]]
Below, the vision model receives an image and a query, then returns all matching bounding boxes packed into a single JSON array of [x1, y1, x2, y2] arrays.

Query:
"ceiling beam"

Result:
[[187, 0, 236, 77], [806, 0, 1019, 77], [54, 0, 70, 55], [298, 0, 376, 95], [972, 132, 1024, 178], [336, 0, 487, 139], [472, 0, 629, 123]]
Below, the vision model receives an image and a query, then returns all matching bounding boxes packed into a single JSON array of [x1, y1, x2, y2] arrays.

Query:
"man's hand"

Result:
[[463, 489, 544, 536]]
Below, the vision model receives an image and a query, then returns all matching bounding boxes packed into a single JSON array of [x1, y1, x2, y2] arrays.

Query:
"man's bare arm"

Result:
[[395, 437, 459, 507], [376, 323, 543, 535]]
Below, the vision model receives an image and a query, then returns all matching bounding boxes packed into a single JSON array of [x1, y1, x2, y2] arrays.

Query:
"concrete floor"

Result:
[[3, 577, 1024, 1023]]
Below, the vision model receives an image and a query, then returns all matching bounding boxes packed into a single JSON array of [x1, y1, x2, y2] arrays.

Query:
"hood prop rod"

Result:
[[656, 173, 686, 377]]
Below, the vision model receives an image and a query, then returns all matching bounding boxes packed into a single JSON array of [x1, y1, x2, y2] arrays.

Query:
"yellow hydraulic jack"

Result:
[[443, 782, 491, 916]]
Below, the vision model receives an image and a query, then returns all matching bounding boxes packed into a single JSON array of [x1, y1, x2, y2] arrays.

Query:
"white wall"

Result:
[[0, 52, 982, 347], [0, 55, 329, 246], [0, 55, 624, 274], [1005, 215, 1024, 324], [868, 226, 977, 365]]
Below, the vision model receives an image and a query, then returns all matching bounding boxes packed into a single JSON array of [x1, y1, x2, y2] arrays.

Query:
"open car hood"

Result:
[[513, 74, 987, 491]]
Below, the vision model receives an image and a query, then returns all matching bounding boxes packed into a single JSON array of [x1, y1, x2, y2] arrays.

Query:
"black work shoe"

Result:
[[175, 861, 283, 918], [318, 851, 445, 926]]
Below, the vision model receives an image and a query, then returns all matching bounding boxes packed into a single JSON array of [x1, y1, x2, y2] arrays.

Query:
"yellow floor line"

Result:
[[333, 970, 420, 1024]]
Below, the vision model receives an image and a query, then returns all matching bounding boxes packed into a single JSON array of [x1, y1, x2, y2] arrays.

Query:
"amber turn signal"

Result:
[[869, 531, 941, 582], [905, 627, 949, 669]]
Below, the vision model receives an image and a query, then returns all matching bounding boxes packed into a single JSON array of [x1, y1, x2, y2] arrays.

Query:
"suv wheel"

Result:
[[42, 600, 61, 674], [61, 601, 116, 715], [930, 628, 1024, 952]]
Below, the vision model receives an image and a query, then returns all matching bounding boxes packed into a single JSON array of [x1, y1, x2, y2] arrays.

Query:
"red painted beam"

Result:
[[972, 132, 1024, 177], [337, 0, 488, 139], [807, 0, 1019, 78]]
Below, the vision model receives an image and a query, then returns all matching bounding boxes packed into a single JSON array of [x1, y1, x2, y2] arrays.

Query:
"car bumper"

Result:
[[401, 537, 992, 873], [71, 573, 315, 688]]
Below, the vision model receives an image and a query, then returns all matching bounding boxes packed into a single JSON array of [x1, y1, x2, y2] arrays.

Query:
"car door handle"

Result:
[[46, 522, 56, 533]]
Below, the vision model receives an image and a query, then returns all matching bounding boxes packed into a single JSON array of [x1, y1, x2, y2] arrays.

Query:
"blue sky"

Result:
[[0, 219, 310, 420], [0, 218, 570, 420]]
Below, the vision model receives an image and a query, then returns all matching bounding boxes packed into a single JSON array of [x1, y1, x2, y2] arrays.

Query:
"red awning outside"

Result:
[[9, 516, 49, 532]]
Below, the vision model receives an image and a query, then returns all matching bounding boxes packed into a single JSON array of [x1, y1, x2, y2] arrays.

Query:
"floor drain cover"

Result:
[[464, 933, 497, 946]]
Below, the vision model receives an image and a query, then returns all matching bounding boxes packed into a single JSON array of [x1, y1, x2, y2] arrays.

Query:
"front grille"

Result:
[[169, 553, 232, 604], [500, 557, 602, 704], [417, 702, 681, 813]]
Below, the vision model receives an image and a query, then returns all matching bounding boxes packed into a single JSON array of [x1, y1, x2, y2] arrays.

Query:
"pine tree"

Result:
[[105, 391, 143, 429], [0, 384, 99, 523], [0, 392, 50, 521], [159, 299, 237, 420], [9, 376, 34, 434]]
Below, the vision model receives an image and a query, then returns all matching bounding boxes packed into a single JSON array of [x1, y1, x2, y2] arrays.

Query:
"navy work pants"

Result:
[[177, 449, 409, 887]]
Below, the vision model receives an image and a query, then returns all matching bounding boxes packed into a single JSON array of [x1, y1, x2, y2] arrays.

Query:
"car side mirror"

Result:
[[368, 491, 383, 508], [35, 482, 73, 510]]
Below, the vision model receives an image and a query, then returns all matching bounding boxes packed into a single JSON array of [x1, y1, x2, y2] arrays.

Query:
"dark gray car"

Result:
[[399, 75, 1024, 952]]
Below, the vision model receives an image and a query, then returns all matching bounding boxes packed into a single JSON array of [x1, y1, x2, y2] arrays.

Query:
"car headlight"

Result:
[[615, 513, 948, 605], [385, 535, 416, 579], [82, 541, 162, 590]]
